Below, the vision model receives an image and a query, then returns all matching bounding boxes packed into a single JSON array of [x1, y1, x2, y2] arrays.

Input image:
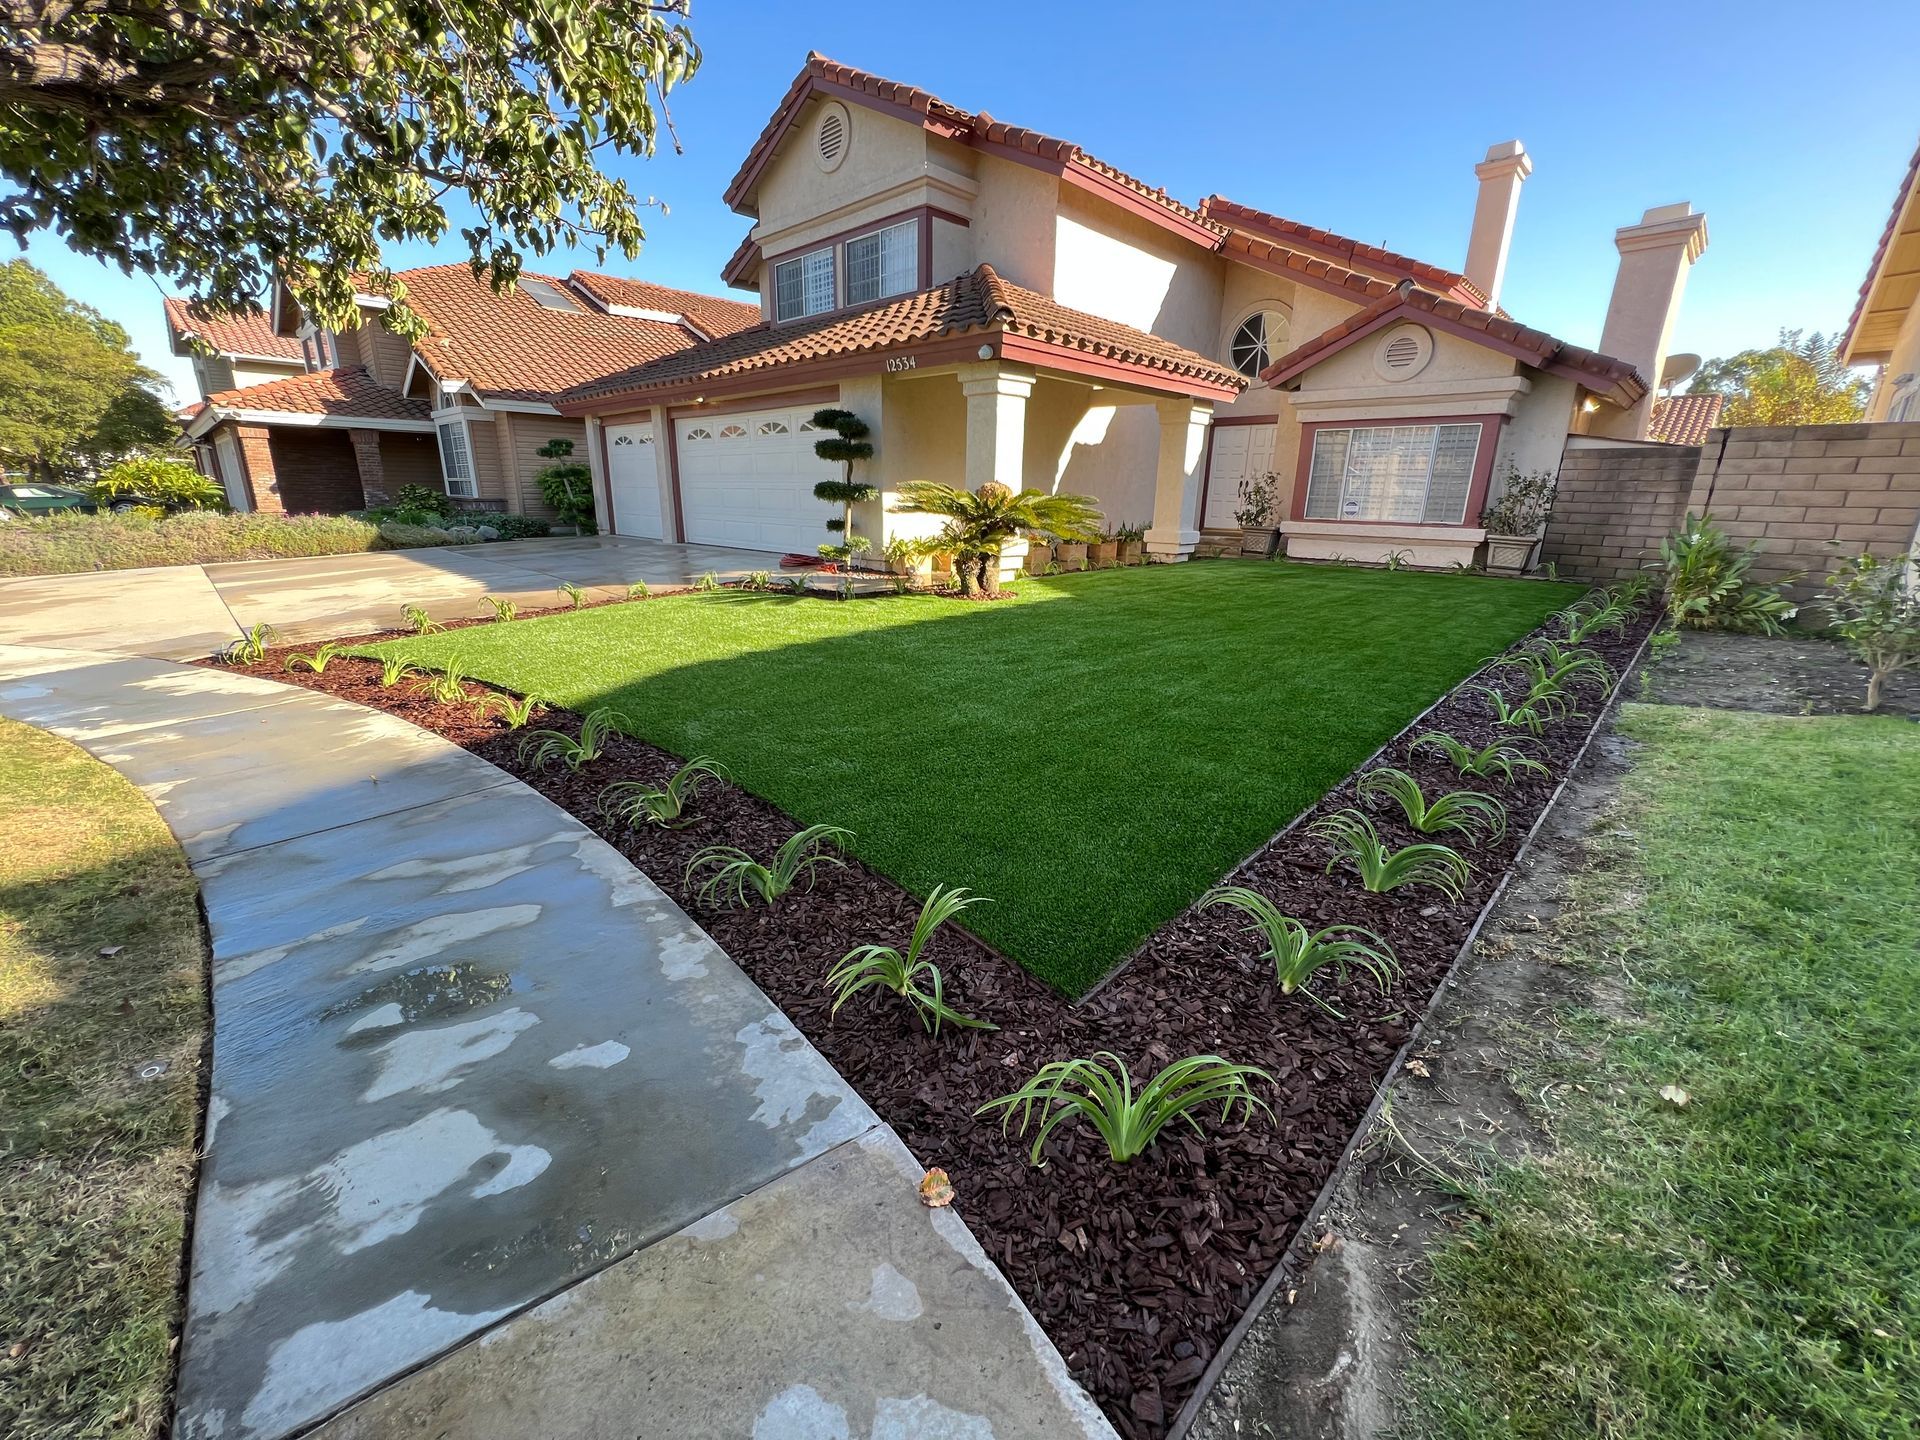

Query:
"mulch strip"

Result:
[[208, 601, 1654, 1437]]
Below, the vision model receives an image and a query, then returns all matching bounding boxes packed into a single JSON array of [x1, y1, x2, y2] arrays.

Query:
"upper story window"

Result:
[[1227, 308, 1290, 379], [1304, 423, 1482, 525], [845, 220, 918, 306], [774, 247, 836, 321]]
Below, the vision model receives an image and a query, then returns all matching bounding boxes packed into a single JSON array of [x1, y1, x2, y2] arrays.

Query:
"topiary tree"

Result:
[[536, 437, 596, 534], [811, 408, 876, 571]]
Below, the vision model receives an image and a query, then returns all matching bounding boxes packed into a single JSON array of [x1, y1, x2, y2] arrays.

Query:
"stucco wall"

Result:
[[1865, 303, 1920, 421], [965, 153, 1059, 294], [755, 101, 933, 246], [1490, 373, 1581, 500]]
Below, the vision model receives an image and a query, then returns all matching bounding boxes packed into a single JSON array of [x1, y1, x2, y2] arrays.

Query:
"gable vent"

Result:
[[1384, 335, 1420, 369], [815, 103, 850, 172]]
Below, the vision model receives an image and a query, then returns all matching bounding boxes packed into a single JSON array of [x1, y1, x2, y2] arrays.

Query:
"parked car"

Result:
[[0, 482, 98, 518]]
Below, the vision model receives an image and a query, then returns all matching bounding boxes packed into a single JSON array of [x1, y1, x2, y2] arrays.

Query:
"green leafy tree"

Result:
[[891, 480, 1103, 597], [0, 259, 169, 478], [810, 408, 876, 570], [0, 1, 701, 340], [1684, 329, 1870, 427]]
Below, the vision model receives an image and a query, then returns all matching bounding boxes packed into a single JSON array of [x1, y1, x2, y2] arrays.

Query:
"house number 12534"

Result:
[[885, 355, 917, 373]]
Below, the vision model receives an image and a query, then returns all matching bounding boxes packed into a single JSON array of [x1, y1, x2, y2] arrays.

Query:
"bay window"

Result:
[[436, 420, 477, 498], [1303, 423, 1483, 525]]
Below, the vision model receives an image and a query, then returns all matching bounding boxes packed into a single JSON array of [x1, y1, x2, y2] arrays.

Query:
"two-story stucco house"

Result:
[[561, 53, 1710, 570], [1842, 131, 1920, 423], [172, 266, 757, 518]]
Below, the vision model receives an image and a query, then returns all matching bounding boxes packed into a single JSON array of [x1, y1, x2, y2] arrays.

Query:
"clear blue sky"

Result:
[[7, 0, 1916, 403]]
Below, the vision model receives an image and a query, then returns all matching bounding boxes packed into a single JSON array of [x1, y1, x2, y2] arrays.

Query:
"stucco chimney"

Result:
[[1589, 202, 1710, 440], [1464, 140, 1531, 311]]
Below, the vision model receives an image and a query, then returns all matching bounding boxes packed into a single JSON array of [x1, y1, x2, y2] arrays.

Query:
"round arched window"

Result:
[[1228, 309, 1289, 379]]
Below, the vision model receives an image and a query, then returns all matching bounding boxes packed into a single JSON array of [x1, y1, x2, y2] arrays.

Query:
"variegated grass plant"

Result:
[[517, 706, 621, 772], [1307, 809, 1471, 900], [1356, 766, 1506, 844], [598, 757, 727, 829], [217, 621, 278, 665], [1200, 885, 1398, 1014], [685, 823, 851, 908], [283, 641, 344, 674], [400, 604, 445, 635], [1407, 731, 1550, 784], [827, 884, 995, 1035]]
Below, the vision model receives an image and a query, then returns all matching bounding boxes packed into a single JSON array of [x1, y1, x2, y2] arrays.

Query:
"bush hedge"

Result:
[[0, 510, 386, 576], [89, 456, 225, 511]]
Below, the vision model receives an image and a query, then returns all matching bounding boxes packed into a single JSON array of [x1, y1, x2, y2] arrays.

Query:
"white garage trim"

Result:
[[673, 405, 835, 554]]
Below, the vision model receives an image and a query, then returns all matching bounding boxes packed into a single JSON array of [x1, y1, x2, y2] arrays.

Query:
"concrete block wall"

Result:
[[1539, 441, 1696, 582]]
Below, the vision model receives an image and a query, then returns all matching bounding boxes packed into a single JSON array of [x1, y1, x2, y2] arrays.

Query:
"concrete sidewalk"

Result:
[[0, 534, 797, 659], [0, 644, 1114, 1440]]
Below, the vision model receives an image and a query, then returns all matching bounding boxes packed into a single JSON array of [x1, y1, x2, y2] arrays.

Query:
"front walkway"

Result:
[[0, 643, 1113, 1440], [0, 535, 798, 659]]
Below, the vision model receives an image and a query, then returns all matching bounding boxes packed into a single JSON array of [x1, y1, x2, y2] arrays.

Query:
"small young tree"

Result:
[[810, 408, 876, 573], [1823, 551, 1920, 712], [536, 438, 596, 534]]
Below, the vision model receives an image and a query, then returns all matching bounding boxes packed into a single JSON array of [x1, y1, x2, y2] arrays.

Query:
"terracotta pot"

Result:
[[1118, 539, 1144, 565], [1484, 533, 1544, 573], [1055, 541, 1088, 572], [1024, 541, 1053, 575], [1090, 539, 1119, 568], [1240, 526, 1278, 557]]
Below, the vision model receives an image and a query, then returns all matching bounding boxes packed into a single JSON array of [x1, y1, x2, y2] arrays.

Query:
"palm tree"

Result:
[[891, 481, 1102, 596]]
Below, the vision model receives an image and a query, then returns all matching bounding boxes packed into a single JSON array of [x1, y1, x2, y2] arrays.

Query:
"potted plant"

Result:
[[1235, 473, 1280, 557], [1117, 522, 1146, 565], [1089, 528, 1120, 569], [1479, 467, 1557, 573], [1055, 536, 1088, 571], [1023, 533, 1055, 575]]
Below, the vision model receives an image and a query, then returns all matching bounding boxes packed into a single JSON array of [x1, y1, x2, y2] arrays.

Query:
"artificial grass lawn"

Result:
[[376, 562, 1578, 994], [0, 719, 206, 1438], [1411, 705, 1920, 1439]]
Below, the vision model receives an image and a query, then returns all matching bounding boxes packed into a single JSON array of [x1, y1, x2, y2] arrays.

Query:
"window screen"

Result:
[[844, 220, 918, 305], [1303, 423, 1482, 524], [774, 248, 836, 321]]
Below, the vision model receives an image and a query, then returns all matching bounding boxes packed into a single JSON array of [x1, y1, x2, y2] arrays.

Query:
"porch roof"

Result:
[[558, 264, 1247, 412], [182, 366, 435, 439]]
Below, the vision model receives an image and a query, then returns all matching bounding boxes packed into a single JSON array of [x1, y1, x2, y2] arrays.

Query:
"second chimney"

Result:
[[1465, 140, 1531, 311], [1589, 202, 1710, 441]]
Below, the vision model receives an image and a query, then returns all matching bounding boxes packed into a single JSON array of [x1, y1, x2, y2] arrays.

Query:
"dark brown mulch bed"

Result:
[[209, 603, 1653, 1437]]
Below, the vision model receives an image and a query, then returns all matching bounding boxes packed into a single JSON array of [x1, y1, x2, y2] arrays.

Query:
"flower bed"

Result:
[[212, 596, 1654, 1437]]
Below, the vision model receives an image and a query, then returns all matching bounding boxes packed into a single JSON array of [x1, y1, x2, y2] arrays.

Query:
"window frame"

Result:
[[1302, 421, 1486, 526], [436, 419, 478, 498], [773, 245, 837, 322], [769, 214, 926, 324]]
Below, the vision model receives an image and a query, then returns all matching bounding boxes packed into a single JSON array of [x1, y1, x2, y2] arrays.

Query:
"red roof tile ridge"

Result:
[[1202, 193, 1479, 301]]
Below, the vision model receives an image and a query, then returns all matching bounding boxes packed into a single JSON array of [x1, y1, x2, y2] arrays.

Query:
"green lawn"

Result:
[[375, 562, 1577, 993], [1411, 705, 1920, 1439], [0, 719, 206, 1438]]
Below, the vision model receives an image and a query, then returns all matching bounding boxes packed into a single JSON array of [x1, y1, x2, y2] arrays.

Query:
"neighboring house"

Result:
[[1841, 131, 1920, 422], [173, 267, 757, 517], [1646, 391, 1725, 446], [560, 53, 1709, 569]]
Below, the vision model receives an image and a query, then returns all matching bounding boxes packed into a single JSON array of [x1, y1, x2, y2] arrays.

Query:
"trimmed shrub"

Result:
[[492, 514, 552, 540], [90, 456, 224, 511], [376, 521, 457, 550], [392, 483, 457, 520], [0, 510, 385, 576]]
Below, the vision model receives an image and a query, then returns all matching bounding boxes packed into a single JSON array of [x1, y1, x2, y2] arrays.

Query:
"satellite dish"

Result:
[[1660, 353, 1702, 391]]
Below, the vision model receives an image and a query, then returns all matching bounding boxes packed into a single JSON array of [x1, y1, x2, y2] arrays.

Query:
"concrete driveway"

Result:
[[0, 535, 799, 659]]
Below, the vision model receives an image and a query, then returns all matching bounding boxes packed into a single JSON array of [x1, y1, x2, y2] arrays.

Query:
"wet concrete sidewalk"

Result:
[[0, 644, 1114, 1440], [0, 534, 797, 659]]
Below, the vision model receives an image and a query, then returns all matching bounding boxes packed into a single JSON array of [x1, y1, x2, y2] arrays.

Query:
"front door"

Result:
[[1202, 422, 1277, 530]]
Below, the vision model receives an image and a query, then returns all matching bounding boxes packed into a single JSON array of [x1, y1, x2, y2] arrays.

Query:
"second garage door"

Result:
[[675, 407, 831, 554]]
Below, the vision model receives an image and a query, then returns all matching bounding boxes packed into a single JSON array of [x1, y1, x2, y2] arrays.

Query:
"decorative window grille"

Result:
[[1303, 423, 1482, 524], [844, 220, 919, 305], [774, 248, 836, 321]]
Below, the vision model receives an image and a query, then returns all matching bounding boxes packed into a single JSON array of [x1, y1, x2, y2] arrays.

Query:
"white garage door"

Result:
[[605, 422, 661, 539], [1203, 422, 1278, 530], [675, 408, 831, 554]]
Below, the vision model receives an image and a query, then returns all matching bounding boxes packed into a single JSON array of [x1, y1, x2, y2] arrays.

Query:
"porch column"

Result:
[[959, 364, 1034, 579], [234, 424, 284, 514], [348, 427, 388, 508], [1145, 398, 1214, 561]]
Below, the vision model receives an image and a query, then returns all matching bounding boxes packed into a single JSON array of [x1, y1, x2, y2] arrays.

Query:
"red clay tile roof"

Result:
[[721, 233, 761, 290], [1262, 280, 1647, 408], [1647, 392, 1725, 445], [388, 265, 721, 404], [565, 272, 761, 338], [163, 298, 306, 363], [1841, 129, 1920, 363], [564, 263, 1245, 408], [199, 366, 433, 423], [725, 53, 1227, 244], [1200, 195, 1491, 309]]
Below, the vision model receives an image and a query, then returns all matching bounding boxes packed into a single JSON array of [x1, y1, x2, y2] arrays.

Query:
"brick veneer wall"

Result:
[[1543, 423, 1920, 597], [267, 429, 365, 514], [1539, 441, 1697, 583]]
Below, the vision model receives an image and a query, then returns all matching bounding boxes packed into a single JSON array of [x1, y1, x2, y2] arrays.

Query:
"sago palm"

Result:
[[890, 480, 1102, 596]]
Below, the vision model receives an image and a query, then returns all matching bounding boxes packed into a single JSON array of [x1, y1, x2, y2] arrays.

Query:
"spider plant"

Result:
[[597, 757, 727, 829], [1307, 809, 1471, 900], [378, 654, 420, 688], [977, 1051, 1273, 1166], [684, 824, 850, 908], [693, 572, 721, 593], [738, 570, 774, 591], [557, 581, 586, 609], [1408, 731, 1550, 783], [1356, 767, 1506, 844], [826, 885, 995, 1035], [625, 579, 650, 600], [517, 707, 620, 772], [284, 641, 344, 674], [480, 594, 518, 622], [217, 621, 278, 665], [473, 691, 542, 729], [1200, 886, 1398, 1012], [411, 661, 473, 704], [400, 604, 445, 636], [1382, 548, 1413, 572]]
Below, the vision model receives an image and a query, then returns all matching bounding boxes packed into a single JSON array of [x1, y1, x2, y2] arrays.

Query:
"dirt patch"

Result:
[[204, 608, 1651, 1437], [1644, 629, 1918, 719]]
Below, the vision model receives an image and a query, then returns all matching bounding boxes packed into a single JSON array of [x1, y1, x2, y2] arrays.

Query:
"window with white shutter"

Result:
[[1304, 423, 1483, 524], [844, 220, 919, 305]]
